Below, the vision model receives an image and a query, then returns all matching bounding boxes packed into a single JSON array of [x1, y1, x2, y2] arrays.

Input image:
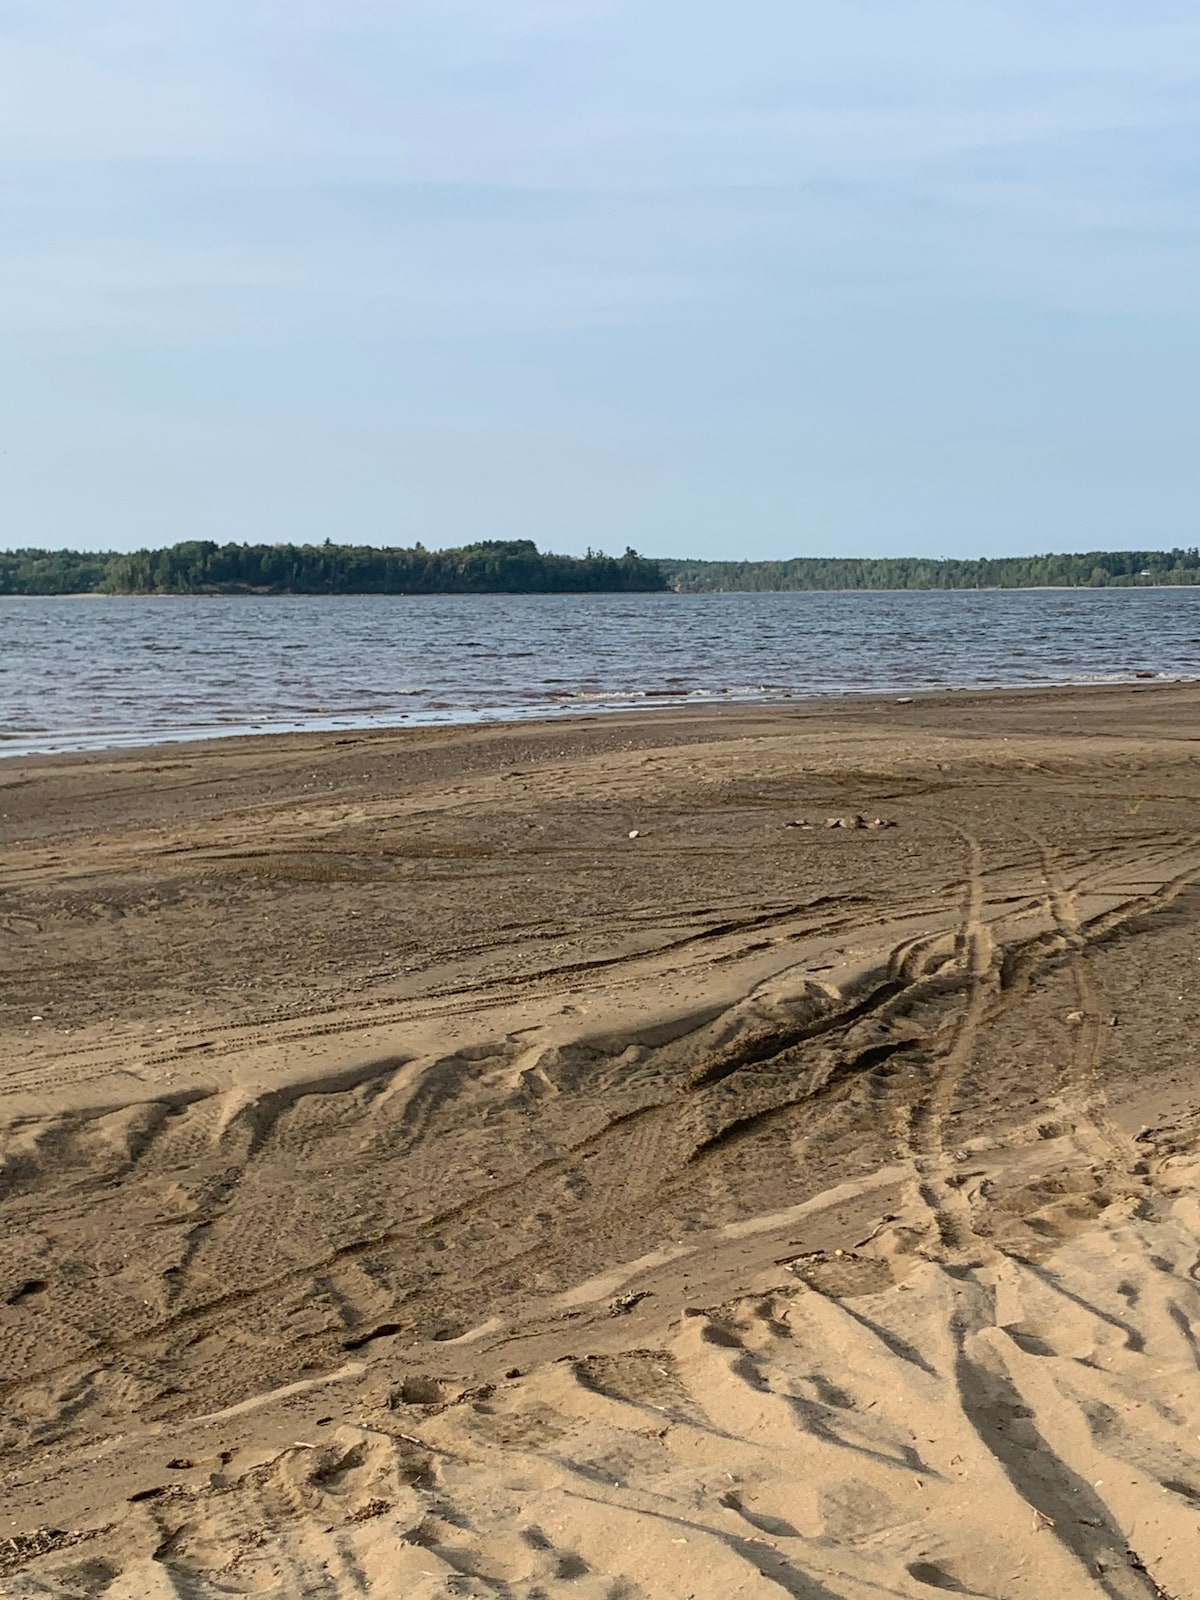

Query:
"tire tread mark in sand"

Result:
[[686, 916, 971, 1096], [379, 891, 869, 960], [22, 832, 1197, 1374], [1032, 835, 1127, 1164], [1023, 832, 1200, 1161], [995, 833, 1200, 996], [0, 896, 1087, 1389], [367, 1051, 498, 1157], [10, 841, 1200, 1403], [4, 976, 895, 1342], [0, 952, 970, 1391], [688, 979, 907, 1090], [903, 829, 996, 1254], [8, 889, 964, 1090], [112, 896, 962, 1073], [685, 1036, 923, 1164], [0, 1096, 673, 1396], [380, 972, 934, 1209], [1080, 845, 1200, 946]]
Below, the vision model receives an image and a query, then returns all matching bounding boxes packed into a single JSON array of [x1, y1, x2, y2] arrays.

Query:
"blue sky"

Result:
[[2, 1, 1198, 558]]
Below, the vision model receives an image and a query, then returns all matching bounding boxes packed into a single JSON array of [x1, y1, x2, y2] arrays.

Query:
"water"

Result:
[[1, 588, 1198, 758]]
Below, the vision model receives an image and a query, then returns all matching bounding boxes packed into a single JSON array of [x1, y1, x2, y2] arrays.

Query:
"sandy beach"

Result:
[[2, 682, 1199, 1599]]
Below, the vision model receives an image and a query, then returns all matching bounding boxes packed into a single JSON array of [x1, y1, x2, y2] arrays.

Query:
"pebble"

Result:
[[628, 829, 640, 839], [610, 1290, 651, 1315]]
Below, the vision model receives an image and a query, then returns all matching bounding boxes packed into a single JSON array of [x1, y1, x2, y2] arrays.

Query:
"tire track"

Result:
[[7, 834, 1200, 1443], [1032, 835, 1129, 1167], [901, 829, 998, 1254]]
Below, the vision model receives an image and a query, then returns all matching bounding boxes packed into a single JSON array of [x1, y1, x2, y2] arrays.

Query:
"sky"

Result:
[[2, 1, 1198, 559]]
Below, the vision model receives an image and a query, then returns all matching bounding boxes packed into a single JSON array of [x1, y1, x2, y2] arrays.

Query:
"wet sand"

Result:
[[2, 683, 1199, 1598]]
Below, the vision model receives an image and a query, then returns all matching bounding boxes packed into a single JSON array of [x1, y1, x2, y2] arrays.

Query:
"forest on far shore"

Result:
[[0, 539, 667, 595], [2, 541, 1199, 596], [656, 548, 1200, 591]]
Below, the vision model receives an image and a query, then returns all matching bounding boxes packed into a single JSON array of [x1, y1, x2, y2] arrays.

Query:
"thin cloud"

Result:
[[1, 1, 1198, 552]]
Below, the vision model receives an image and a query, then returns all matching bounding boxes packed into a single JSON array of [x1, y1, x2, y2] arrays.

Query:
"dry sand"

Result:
[[2, 683, 1199, 1598]]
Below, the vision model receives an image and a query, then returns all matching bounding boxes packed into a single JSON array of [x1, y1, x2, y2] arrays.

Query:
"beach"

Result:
[[3, 682, 1200, 1598]]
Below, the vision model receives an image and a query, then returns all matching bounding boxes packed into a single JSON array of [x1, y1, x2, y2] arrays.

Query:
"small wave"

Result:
[[5, 589, 1199, 759]]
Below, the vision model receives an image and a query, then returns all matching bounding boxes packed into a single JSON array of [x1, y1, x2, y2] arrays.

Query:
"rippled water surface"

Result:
[[2, 589, 1198, 756]]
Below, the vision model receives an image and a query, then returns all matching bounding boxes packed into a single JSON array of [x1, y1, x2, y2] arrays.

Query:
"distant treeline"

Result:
[[5, 542, 1200, 597], [657, 550, 1200, 591], [0, 539, 668, 595]]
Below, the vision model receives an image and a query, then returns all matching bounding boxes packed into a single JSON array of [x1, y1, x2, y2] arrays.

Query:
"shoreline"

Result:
[[2, 669, 1193, 765], [5, 580, 1200, 595]]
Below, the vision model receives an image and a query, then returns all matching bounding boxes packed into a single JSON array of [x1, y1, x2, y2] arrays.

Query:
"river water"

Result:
[[2, 588, 1198, 757]]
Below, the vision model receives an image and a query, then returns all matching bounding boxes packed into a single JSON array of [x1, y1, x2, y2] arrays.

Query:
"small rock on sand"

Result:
[[609, 1290, 651, 1315]]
